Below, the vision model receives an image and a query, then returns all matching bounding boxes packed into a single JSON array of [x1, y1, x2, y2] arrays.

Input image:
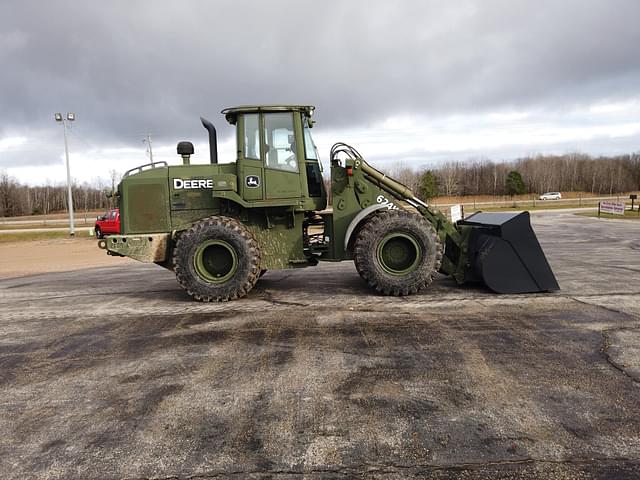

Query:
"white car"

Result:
[[539, 192, 562, 200]]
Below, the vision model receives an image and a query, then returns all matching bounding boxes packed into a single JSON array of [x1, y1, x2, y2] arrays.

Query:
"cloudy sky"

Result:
[[1, 0, 639, 185]]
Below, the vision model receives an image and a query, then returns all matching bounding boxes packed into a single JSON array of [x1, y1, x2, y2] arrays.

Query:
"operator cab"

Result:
[[221, 105, 326, 211]]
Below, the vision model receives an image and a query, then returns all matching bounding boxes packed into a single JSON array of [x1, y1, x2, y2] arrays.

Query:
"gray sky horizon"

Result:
[[1, 0, 639, 185]]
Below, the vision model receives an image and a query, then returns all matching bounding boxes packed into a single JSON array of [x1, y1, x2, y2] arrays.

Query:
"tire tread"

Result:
[[353, 210, 443, 296], [172, 216, 261, 302]]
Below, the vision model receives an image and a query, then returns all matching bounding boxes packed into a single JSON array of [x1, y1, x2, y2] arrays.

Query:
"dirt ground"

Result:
[[0, 238, 134, 278]]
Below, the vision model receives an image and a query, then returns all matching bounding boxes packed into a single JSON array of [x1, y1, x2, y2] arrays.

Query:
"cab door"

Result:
[[114, 210, 121, 234], [263, 112, 302, 200], [105, 209, 119, 234], [239, 113, 264, 201]]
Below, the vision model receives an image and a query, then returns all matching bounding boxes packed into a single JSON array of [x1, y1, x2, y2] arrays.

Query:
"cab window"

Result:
[[303, 121, 323, 197], [303, 123, 319, 160], [263, 113, 298, 172], [243, 114, 260, 160]]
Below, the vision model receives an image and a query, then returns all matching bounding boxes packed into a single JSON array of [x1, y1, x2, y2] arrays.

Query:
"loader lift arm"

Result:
[[330, 143, 468, 283]]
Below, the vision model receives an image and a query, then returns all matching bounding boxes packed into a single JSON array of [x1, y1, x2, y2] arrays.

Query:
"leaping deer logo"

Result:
[[246, 175, 260, 188]]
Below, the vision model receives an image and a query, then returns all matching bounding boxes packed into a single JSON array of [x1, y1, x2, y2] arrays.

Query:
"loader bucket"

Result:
[[459, 211, 559, 294]]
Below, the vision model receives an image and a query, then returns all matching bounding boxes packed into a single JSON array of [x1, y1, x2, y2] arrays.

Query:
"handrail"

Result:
[[123, 161, 168, 178]]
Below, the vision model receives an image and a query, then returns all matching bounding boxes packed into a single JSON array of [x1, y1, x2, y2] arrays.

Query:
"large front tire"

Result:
[[173, 216, 261, 302], [353, 210, 443, 296]]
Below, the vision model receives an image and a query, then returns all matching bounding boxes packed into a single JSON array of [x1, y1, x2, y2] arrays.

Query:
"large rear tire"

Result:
[[173, 216, 261, 302], [353, 210, 443, 296]]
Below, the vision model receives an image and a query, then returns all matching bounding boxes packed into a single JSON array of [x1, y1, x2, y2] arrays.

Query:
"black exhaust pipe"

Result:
[[200, 116, 218, 164]]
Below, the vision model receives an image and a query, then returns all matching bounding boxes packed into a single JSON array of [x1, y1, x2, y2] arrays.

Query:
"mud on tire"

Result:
[[353, 209, 443, 296], [173, 216, 261, 302]]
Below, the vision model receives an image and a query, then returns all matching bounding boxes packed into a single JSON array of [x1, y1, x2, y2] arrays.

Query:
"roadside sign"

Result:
[[599, 201, 625, 215], [450, 204, 462, 223]]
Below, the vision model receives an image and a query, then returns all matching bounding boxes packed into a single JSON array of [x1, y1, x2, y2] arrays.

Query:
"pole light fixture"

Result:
[[54, 112, 76, 236]]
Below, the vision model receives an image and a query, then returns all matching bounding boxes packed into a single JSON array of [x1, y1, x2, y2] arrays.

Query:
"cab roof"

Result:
[[221, 105, 315, 124]]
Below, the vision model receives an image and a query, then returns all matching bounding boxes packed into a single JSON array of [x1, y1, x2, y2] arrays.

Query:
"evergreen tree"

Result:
[[418, 170, 438, 199], [505, 170, 526, 197]]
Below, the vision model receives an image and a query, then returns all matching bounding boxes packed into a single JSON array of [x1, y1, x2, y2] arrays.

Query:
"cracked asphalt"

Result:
[[1, 211, 639, 479]]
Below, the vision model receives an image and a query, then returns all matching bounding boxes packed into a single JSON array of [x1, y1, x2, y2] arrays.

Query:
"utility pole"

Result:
[[55, 112, 76, 236], [144, 134, 154, 165]]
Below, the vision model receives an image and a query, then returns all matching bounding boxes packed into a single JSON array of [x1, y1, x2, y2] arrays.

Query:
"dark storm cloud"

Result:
[[1, 0, 640, 166]]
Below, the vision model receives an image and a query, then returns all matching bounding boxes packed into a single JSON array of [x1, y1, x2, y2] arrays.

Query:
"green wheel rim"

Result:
[[194, 240, 238, 283], [376, 232, 421, 275]]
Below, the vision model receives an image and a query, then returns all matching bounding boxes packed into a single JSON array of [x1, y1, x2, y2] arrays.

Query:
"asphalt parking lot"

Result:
[[1, 211, 639, 479]]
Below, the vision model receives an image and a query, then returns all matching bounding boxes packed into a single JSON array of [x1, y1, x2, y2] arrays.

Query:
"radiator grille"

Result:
[[126, 183, 169, 233]]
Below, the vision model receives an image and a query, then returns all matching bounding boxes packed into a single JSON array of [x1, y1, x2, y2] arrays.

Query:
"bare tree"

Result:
[[438, 161, 462, 196]]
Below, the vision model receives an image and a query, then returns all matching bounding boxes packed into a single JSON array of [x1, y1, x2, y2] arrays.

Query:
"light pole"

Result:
[[55, 112, 75, 236]]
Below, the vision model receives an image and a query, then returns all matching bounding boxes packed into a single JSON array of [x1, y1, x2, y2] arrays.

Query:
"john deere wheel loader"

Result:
[[98, 105, 559, 301]]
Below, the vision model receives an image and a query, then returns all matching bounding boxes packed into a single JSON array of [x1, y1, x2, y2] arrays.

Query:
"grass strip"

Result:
[[574, 211, 640, 221]]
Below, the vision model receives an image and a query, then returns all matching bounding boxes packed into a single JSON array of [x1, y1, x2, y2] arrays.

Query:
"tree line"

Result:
[[0, 170, 120, 217], [385, 153, 640, 200], [2, 153, 639, 217]]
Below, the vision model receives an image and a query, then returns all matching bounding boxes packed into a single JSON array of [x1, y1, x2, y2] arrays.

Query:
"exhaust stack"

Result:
[[200, 116, 218, 164]]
